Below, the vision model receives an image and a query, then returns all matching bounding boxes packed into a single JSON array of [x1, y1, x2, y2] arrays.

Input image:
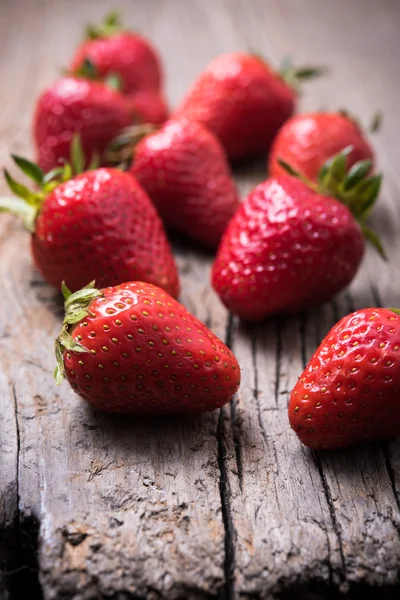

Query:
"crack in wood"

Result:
[[217, 411, 236, 600], [274, 320, 282, 408], [226, 316, 244, 492]]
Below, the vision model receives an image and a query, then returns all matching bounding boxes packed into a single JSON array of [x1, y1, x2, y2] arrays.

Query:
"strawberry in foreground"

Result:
[[289, 308, 400, 449], [212, 149, 384, 321], [268, 111, 376, 181], [69, 11, 168, 125], [129, 119, 239, 248], [174, 53, 323, 161], [55, 281, 240, 415], [0, 147, 179, 295], [34, 75, 133, 172]]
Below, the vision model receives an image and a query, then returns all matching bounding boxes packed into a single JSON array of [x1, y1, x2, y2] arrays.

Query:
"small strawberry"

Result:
[[289, 308, 400, 449], [174, 53, 322, 161], [0, 144, 179, 295], [269, 111, 377, 182], [69, 11, 168, 125], [34, 75, 133, 172], [128, 119, 239, 248], [54, 280, 240, 415], [212, 149, 384, 321]]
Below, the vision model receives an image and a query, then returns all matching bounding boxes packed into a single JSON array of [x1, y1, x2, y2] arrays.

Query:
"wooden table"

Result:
[[1, 0, 400, 598]]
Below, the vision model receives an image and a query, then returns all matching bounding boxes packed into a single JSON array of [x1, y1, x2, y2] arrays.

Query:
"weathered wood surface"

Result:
[[1, 0, 400, 598]]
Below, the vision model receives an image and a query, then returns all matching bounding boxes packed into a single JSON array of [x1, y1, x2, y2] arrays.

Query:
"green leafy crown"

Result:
[[54, 281, 103, 385], [278, 146, 386, 259], [73, 57, 123, 93], [85, 11, 125, 40], [0, 135, 99, 232], [279, 57, 326, 92]]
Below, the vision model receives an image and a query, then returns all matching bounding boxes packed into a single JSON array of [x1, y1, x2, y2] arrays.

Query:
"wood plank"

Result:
[[1, 0, 400, 599]]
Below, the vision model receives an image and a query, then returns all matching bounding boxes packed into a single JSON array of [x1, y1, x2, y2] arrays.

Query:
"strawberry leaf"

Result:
[[42, 166, 66, 185], [3, 169, 39, 205], [61, 281, 72, 300], [88, 152, 100, 171], [370, 112, 383, 133], [104, 72, 123, 92], [76, 57, 98, 80], [343, 159, 373, 191], [84, 10, 124, 40], [11, 155, 44, 185], [277, 158, 302, 178], [54, 281, 103, 384], [360, 224, 387, 260], [70, 133, 85, 175], [0, 196, 37, 231]]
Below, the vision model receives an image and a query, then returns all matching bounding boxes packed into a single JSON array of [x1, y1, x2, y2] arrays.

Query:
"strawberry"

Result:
[[212, 149, 384, 321], [174, 53, 322, 161], [289, 308, 400, 449], [69, 11, 168, 125], [34, 75, 133, 172], [268, 111, 376, 182], [0, 147, 179, 296], [54, 280, 240, 415], [129, 119, 239, 248]]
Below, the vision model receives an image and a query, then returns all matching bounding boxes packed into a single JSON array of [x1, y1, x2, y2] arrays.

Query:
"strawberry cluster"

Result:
[[1, 11, 396, 450]]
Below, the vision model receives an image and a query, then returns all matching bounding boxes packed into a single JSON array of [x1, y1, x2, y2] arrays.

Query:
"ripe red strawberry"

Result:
[[212, 150, 384, 321], [130, 119, 239, 248], [289, 308, 400, 449], [34, 76, 133, 172], [174, 53, 322, 161], [69, 11, 168, 125], [269, 111, 375, 181], [55, 280, 240, 415], [0, 151, 179, 296]]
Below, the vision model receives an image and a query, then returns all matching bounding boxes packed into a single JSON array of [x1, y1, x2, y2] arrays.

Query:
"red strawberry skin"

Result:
[[69, 33, 168, 125], [131, 119, 239, 248], [32, 169, 179, 296], [269, 112, 374, 181], [33, 77, 133, 172], [289, 309, 400, 450], [212, 177, 364, 321], [64, 281, 240, 415], [174, 53, 295, 161]]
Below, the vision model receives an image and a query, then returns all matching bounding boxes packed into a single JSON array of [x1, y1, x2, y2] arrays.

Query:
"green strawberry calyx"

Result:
[[54, 281, 104, 385], [338, 108, 383, 134], [73, 57, 123, 93], [278, 146, 386, 259], [106, 123, 157, 165], [85, 11, 125, 40], [279, 57, 326, 92], [0, 135, 99, 232]]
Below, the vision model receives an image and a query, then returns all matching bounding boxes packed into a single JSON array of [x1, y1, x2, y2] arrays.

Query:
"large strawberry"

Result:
[[55, 280, 240, 415], [69, 11, 168, 125], [129, 119, 239, 248], [174, 53, 322, 161], [212, 150, 384, 321], [0, 148, 179, 296], [34, 75, 133, 172], [289, 308, 400, 449], [268, 111, 376, 181]]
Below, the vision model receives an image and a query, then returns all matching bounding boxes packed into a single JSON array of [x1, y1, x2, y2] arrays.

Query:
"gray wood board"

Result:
[[1, 0, 400, 598]]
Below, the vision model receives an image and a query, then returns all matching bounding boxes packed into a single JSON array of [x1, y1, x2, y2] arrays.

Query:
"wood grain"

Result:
[[1, 0, 400, 599]]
